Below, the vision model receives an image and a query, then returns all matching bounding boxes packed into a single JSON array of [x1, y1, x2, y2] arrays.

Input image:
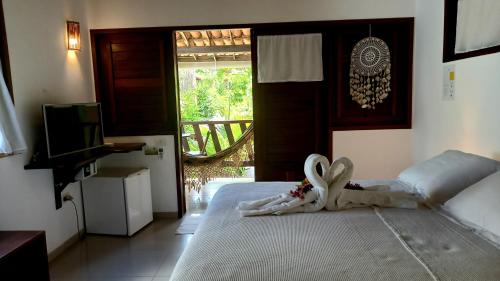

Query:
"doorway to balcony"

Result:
[[175, 28, 254, 215]]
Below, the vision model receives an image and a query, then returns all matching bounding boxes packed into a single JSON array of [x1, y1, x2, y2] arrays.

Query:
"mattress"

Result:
[[170, 182, 500, 281]]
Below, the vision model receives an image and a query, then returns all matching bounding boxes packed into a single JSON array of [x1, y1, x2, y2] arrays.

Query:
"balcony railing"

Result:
[[180, 120, 254, 166]]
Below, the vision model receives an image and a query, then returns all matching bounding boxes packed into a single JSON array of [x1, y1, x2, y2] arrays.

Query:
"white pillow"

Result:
[[444, 171, 500, 244], [398, 150, 499, 203]]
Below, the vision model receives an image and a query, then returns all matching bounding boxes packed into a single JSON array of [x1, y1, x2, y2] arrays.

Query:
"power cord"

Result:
[[63, 194, 82, 240]]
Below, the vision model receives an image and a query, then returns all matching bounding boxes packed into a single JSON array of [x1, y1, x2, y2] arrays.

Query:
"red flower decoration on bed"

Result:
[[290, 178, 314, 200], [344, 181, 364, 190]]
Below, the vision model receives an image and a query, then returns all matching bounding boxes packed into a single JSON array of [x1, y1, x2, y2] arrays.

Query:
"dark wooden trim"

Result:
[[250, 28, 261, 180], [406, 20, 414, 129], [443, 0, 500, 62], [174, 129, 185, 217], [90, 17, 414, 35], [172, 40, 185, 217], [331, 124, 411, 131], [90, 31, 101, 103], [0, 0, 13, 98], [443, 0, 458, 63]]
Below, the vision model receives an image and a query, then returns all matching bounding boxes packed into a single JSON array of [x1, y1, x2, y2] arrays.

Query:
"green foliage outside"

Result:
[[179, 67, 253, 156]]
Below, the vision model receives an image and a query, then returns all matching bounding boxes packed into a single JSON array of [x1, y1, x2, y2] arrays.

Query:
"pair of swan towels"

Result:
[[238, 154, 418, 217]]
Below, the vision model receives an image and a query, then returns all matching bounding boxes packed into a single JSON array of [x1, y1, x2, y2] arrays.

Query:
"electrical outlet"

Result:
[[443, 64, 456, 100], [63, 193, 73, 201], [158, 147, 164, 159], [144, 146, 159, 155]]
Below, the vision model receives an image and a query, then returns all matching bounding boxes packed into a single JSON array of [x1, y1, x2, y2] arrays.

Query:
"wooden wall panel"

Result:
[[253, 82, 328, 181], [252, 18, 413, 181], [327, 20, 413, 130], [252, 26, 329, 181]]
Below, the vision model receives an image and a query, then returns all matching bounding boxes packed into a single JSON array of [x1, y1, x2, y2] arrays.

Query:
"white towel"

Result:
[[257, 33, 323, 83], [325, 157, 354, 208], [325, 157, 418, 210], [237, 154, 329, 216]]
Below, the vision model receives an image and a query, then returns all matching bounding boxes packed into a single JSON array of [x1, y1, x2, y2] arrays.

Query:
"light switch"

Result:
[[443, 64, 456, 100]]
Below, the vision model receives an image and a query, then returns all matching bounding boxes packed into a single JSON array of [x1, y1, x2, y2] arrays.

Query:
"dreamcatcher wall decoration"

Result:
[[349, 29, 391, 110]]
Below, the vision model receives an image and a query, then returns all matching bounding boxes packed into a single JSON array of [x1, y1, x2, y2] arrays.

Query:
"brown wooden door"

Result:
[[252, 29, 329, 181], [92, 31, 178, 136]]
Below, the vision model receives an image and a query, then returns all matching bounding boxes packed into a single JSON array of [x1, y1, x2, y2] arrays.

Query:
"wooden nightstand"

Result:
[[0, 231, 50, 281]]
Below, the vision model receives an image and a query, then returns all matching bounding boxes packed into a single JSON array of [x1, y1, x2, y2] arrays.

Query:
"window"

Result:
[[0, 1, 25, 156], [443, 0, 500, 62]]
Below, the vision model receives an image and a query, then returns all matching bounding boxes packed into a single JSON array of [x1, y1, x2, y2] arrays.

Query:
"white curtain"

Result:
[[257, 33, 323, 83], [455, 0, 500, 53], [0, 60, 26, 154]]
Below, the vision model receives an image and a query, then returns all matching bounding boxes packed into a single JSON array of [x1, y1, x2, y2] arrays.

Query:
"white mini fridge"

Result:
[[82, 167, 153, 236]]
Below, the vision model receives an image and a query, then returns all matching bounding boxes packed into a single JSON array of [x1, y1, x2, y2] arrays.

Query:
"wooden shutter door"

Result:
[[92, 31, 177, 136]]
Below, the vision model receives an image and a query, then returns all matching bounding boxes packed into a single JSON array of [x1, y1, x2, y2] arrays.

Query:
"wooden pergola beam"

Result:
[[177, 56, 251, 63], [177, 45, 250, 54], [180, 32, 190, 47], [228, 30, 235, 45], [203, 30, 212, 46]]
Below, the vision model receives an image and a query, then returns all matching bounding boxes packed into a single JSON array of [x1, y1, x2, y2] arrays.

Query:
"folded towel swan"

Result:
[[325, 157, 418, 210], [238, 154, 330, 216], [238, 154, 417, 217]]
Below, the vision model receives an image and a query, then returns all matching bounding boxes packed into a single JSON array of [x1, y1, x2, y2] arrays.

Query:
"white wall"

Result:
[[0, 0, 93, 252], [333, 130, 413, 179], [100, 136, 178, 213], [88, 0, 415, 28], [413, 0, 500, 162]]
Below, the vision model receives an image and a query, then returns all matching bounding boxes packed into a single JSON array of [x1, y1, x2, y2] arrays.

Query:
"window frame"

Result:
[[0, 0, 13, 159], [0, 1, 12, 97], [443, 0, 500, 62]]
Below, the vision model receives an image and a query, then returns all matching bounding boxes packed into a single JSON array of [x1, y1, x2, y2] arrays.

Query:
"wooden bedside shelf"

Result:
[[24, 142, 145, 209]]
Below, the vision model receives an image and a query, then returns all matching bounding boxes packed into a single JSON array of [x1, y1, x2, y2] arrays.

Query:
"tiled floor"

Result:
[[50, 176, 254, 281], [49, 219, 191, 281]]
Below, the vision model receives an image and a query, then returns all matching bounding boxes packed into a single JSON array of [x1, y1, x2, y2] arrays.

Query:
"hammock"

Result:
[[183, 123, 254, 193]]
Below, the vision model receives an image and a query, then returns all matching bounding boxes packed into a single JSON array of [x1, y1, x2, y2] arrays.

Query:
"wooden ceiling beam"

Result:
[[177, 45, 250, 54], [180, 32, 190, 47], [203, 30, 212, 46], [177, 54, 251, 63], [229, 30, 235, 45]]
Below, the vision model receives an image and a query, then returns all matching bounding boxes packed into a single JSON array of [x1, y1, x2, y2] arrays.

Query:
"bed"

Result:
[[170, 181, 500, 281]]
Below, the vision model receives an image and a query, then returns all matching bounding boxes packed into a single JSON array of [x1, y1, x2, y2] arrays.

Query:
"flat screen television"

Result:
[[43, 103, 105, 158]]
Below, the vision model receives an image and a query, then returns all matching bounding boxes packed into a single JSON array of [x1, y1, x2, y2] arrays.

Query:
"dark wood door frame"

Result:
[[90, 17, 413, 217]]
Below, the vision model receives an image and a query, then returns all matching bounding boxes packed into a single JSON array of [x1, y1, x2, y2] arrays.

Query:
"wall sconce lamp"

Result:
[[67, 21, 80, 51]]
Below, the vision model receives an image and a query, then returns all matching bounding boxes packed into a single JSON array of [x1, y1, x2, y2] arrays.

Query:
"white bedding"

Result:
[[170, 182, 500, 281]]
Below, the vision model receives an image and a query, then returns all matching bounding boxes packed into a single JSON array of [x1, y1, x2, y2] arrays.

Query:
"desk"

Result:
[[25, 142, 146, 209]]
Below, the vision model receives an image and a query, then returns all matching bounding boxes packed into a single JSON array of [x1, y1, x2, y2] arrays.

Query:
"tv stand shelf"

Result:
[[24, 143, 145, 209]]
